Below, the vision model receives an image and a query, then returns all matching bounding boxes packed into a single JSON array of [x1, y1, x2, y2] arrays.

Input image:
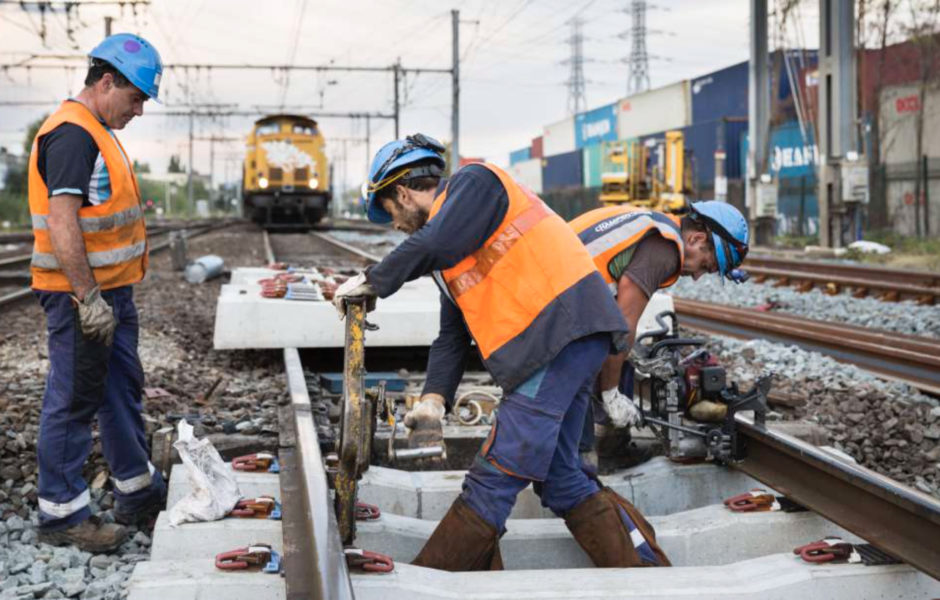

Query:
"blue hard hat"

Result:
[[89, 33, 163, 102], [362, 134, 446, 224], [688, 200, 750, 282]]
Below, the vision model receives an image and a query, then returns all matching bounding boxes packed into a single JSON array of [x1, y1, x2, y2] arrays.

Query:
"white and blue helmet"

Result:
[[361, 134, 446, 224]]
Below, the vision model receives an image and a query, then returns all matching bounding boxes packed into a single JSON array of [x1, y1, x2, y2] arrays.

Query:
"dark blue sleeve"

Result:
[[421, 293, 472, 407], [366, 164, 509, 298], [37, 123, 98, 203]]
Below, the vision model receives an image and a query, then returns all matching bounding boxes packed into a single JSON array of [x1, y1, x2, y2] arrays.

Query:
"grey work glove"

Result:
[[332, 272, 377, 319], [71, 285, 117, 346], [403, 393, 446, 455]]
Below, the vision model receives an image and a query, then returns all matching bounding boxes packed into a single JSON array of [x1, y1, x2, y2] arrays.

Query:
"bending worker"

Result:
[[334, 134, 671, 570], [28, 34, 166, 552], [569, 202, 750, 439]]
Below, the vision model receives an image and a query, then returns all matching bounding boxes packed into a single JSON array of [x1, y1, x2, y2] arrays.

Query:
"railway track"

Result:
[[0, 220, 237, 310], [744, 255, 940, 304], [674, 297, 940, 395], [124, 228, 940, 599]]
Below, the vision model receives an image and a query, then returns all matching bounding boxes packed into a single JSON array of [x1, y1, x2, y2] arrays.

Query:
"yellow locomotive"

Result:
[[242, 114, 331, 228]]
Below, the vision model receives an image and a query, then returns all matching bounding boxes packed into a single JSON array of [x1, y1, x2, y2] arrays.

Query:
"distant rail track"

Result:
[[744, 255, 940, 304]]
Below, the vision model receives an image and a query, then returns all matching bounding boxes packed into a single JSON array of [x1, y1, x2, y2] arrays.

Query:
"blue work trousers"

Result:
[[460, 333, 610, 531], [35, 286, 165, 530]]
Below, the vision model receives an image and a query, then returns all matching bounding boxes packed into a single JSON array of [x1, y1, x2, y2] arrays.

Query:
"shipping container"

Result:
[[531, 136, 544, 159], [690, 61, 748, 124], [575, 102, 619, 149], [767, 121, 817, 179], [618, 81, 691, 140], [541, 150, 583, 191], [508, 157, 543, 194], [509, 146, 532, 166], [582, 143, 603, 188], [879, 83, 940, 165], [543, 117, 576, 156]]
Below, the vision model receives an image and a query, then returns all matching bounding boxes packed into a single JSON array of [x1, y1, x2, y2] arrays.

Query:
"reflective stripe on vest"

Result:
[[31, 205, 143, 233], [571, 206, 684, 290], [32, 240, 146, 270]]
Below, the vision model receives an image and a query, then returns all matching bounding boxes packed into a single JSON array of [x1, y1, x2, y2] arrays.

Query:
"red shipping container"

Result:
[[458, 157, 484, 167], [531, 136, 544, 159]]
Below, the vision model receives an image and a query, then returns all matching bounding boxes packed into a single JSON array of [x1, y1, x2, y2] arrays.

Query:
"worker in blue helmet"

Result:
[[335, 134, 681, 572], [29, 33, 165, 553], [568, 199, 749, 470]]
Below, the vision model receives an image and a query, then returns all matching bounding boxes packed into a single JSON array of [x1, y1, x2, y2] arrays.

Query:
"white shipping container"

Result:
[[617, 81, 691, 140], [509, 158, 543, 194], [543, 116, 576, 157]]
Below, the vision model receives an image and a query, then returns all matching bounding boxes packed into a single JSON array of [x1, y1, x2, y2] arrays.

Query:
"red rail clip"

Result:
[[216, 544, 276, 571], [355, 501, 381, 521], [793, 538, 854, 563], [724, 489, 777, 512], [345, 548, 394, 573], [232, 453, 276, 472], [229, 496, 277, 518]]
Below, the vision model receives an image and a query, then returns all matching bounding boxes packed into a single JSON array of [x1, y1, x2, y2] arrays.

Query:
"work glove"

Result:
[[601, 387, 641, 429], [403, 393, 446, 455], [332, 272, 377, 319], [71, 285, 117, 346]]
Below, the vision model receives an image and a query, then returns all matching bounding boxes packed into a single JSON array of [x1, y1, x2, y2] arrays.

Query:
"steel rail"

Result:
[[674, 297, 940, 396], [733, 414, 940, 579], [746, 255, 940, 288], [283, 347, 356, 600], [744, 265, 940, 302]]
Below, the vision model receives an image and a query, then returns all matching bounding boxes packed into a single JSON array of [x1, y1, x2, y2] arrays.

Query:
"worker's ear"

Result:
[[686, 229, 708, 249]]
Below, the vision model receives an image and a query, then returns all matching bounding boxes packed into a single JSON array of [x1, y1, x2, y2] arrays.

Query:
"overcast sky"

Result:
[[0, 0, 823, 195]]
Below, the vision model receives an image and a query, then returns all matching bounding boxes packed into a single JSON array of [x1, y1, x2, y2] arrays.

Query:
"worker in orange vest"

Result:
[[569, 202, 750, 465], [28, 33, 165, 552], [334, 134, 671, 570]]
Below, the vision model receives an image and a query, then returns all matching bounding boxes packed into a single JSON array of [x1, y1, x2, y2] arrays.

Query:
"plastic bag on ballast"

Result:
[[167, 419, 242, 526]]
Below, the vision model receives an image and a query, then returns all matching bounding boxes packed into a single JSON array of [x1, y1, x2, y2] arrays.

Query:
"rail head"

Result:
[[284, 347, 356, 600], [733, 413, 940, 579]]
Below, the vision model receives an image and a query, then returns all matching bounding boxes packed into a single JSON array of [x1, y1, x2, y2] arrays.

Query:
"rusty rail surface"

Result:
[[734, 414, 940, 580], [674, 297, 940, 395], [745, 256, 940, 303]]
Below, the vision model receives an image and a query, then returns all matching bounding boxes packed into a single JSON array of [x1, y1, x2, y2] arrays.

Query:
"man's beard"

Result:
[[402, 206, 430, 234]]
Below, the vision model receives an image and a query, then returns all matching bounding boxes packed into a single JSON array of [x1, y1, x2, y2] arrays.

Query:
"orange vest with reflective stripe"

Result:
[[429, 163, 627, 391], [569, 205, 684, 294], [28, 101, 148, 292]]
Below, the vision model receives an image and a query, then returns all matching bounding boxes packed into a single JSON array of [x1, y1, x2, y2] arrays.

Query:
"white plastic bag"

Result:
[[168, 419, 242, 526]]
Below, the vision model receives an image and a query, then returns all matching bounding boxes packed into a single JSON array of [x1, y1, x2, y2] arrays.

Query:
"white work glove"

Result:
[[403, 393, 446, 453], [601, 387, 641, 429], [71, 285, 117, 346], [332, 272, 376, 318]]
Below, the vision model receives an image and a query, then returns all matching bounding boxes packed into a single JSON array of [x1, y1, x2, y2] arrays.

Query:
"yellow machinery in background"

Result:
[[599, 130, 688, 213]]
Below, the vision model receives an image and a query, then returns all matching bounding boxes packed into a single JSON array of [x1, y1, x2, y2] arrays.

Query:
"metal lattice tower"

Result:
[[565, 16, 587, 115], [627, 0, 651, 94]]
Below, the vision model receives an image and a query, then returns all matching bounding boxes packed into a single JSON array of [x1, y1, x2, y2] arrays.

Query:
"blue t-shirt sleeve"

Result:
[[366, 164, 510, 298], [421, 293, 472, 407], [37, 123, 98, 202]]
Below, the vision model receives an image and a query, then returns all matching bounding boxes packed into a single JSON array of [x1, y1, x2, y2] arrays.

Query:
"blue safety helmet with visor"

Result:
[[88, 33, 163, 102], [687, 201, 750, 284], [362, 134, 447, 224]]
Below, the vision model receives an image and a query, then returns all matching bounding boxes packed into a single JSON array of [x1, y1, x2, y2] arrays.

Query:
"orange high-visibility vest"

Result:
[[28, 101, 148, 292], [569, 205, 684, 294], [429, 163, 627, 392]]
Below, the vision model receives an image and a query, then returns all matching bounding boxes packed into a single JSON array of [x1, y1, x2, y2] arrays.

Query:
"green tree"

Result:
[[0, 115, 46, 226], [168, 154, 184, 173], [133, 159, 150, 174]]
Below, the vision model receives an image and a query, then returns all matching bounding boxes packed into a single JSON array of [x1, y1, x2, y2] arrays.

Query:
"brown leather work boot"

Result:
[[38, 516, 127, 554], [564, 488, 671, 567], [412, 497, 503, 571]]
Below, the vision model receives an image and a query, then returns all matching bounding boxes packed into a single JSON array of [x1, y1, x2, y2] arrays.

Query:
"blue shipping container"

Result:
[[769, 121, 817, 179], [509, 146, 531, 166], [574, 103, 619, 149], [690, 61, 748, 124], [541, 150, 583, 191]]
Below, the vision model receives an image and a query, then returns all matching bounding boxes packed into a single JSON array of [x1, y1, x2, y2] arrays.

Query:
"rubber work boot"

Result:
[[114, 489, 167, 527], [38, 516, 128, 554], [411, 497, 503, 571], [564, 488, 671, 567]]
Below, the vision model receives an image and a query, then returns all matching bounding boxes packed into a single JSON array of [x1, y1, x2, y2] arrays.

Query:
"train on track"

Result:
[[242, 114, 331, 229]]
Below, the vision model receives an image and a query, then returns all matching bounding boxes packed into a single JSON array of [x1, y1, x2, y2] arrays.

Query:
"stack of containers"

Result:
[[509, 147, 531, 166], [576, 102, 619, 189], [541, 116, 582, 191], [617, 81, 692, 140]]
